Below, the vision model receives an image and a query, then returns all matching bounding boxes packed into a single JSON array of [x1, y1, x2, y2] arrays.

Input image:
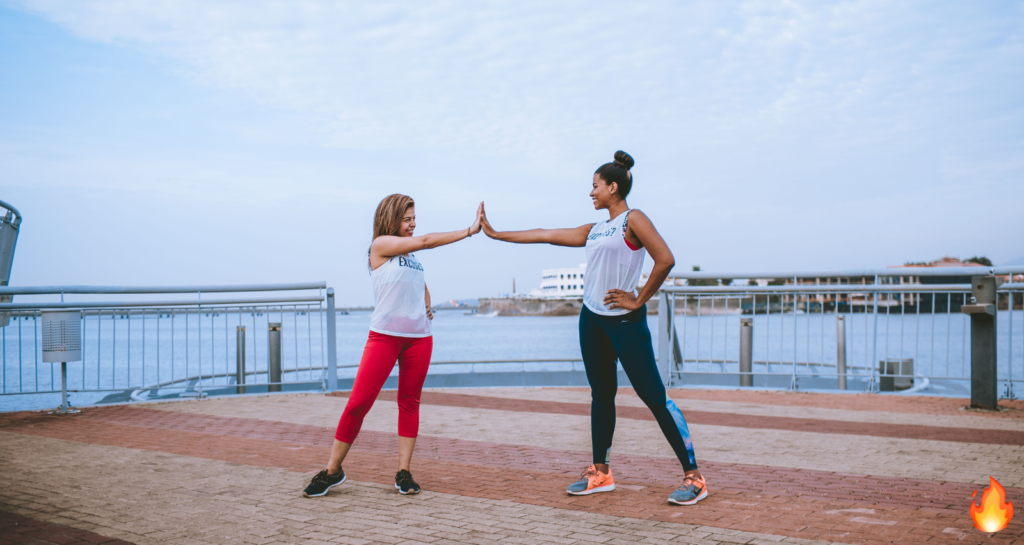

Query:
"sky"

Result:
[[2, 0, 1023, 306]]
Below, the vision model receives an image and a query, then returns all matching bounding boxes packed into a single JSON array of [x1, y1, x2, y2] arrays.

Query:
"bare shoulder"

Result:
[[371, 235, 399, 248], [628, 208, 649, 219], [626, 209, 654, 227], [370, 235, 400, 257]]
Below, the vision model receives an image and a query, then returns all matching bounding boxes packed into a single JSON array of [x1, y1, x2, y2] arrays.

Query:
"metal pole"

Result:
[[790, 278, 798, 391], [869, 275, 879, 392], [326, 288, 338, 392], [739, 317, 753, 387], [60, 361, 68, 412], [836, 315, 847, 390], [657, 290, 672, 386], [236, 326, 246, 394], [268, 323, 282, 392], [963, 277, 997, 409]]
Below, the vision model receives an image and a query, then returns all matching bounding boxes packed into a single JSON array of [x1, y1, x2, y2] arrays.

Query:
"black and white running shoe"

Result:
[[303, 468, 346, 497], [395, 469, 421, 495]]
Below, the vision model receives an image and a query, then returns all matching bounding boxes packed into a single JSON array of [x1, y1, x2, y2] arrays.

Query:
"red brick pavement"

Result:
[[2, 407, 1023, 545], [0, 510, 131, 545], [335, 390, 1024, 446]]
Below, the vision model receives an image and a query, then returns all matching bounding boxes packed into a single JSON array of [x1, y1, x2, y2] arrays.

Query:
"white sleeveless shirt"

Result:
[[582, 210, 646, 316], [369, 252, 432, 338]]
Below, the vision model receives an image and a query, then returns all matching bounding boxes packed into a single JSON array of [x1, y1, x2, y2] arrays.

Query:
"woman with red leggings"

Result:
[[303, 194, 483, 497]]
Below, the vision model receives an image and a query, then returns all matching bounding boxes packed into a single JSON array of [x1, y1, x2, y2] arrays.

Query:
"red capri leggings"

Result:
[[335, 331, 433, 444]]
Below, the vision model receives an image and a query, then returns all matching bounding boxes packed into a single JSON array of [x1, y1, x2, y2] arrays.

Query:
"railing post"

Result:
[[739, 317, 753, 387], [236, 326, 246, 394], [60, 362, 69, 412], [268, 322, 282, 392], [962, 277, 997, 409], [836, 315, 847, 390], [658, 290, 672, 386], [326, 288, 338, 392], [868, 276, 879, 392]]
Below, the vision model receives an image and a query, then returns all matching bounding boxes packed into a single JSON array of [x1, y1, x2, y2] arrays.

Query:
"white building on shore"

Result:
[[530, 264, 587, 298]]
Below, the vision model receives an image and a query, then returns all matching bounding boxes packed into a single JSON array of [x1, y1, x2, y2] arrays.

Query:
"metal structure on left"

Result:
[[42, 310, 82, 413], [0, 199, 22, 327]]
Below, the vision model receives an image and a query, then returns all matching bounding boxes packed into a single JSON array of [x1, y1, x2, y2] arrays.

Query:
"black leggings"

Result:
[[578, 304, 697, 471]]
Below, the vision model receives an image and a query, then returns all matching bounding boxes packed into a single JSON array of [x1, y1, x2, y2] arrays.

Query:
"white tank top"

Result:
[[369, 252, 432, 338], [583, 210, 646, 316]]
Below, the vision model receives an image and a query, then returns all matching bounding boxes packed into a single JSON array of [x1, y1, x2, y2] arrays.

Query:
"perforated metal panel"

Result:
[[42, 310, 82, 363]]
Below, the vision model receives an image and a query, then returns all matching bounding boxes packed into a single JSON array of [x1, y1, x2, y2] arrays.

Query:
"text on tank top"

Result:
[[369, 252, 432, 337], [583, 210, 647, 316]]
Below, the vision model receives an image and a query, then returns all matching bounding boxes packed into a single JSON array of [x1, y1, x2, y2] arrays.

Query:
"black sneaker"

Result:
[[303, 468, 346, 497], [395, 469, 420, 495]]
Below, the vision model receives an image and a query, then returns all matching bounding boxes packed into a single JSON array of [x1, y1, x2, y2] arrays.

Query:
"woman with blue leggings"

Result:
[[480, 151, 708, 506]]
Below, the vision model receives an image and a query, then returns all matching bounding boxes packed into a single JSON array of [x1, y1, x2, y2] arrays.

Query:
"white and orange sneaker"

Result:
[[566, 465, 616, 496], [668, 474, 708, 505]]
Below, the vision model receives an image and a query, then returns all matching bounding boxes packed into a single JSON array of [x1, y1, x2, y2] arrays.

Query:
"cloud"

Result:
[[12, 0, 1022, 167]]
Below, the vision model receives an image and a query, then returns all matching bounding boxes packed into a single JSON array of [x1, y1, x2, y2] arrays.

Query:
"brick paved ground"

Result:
[[1, 387, 1022, 545]]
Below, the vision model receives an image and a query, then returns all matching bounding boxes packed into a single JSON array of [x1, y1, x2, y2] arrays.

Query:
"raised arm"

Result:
[[480, 203, 592, 248], [372, 203, 482, 259], [603, 210, 676, 310]]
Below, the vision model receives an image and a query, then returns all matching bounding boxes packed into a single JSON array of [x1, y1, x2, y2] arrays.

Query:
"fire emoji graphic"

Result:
[[970, 477, 1014, 533]]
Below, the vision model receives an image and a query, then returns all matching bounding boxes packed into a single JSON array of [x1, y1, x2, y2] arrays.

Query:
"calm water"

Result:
[[2, 309, 1023, 412]]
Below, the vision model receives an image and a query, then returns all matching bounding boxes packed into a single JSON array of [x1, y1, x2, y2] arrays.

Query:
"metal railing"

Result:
[[656, 267, 1024, 398], [0, 283, 330, 411], [6, 265, 1024, 411]]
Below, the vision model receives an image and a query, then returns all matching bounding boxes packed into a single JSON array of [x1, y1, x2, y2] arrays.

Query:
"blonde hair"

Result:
[[373, 194, 415, 239]]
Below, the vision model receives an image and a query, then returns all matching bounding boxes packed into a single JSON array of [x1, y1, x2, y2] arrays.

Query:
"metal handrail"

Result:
[[0, 282, 326, 296], [0, 199, 22, 225], [666, 266, 1024, 280], [0, 295, 325, 310]]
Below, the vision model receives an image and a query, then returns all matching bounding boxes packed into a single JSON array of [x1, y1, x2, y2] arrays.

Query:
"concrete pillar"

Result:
[[739, 318, 753, 387], [326, 288, 338, 392], [236, 326, 246, 394], [268, 323, 282, 392], [962, 277, 997, 410]]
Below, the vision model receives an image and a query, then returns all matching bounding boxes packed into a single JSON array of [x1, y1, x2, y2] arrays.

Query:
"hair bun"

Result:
[[613, 150, 634, 170]]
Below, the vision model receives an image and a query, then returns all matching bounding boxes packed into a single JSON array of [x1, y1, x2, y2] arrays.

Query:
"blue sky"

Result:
[[2, 1, 1023, 306]]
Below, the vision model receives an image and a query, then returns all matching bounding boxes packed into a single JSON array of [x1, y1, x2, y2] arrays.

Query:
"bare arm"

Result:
[[480, 203, 592, 248], [603, 210, 675, 310], [372, 203, 482, 264]]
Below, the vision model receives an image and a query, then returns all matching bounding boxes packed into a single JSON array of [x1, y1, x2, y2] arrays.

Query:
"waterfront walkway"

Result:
[[1, 388, 1022, 545]]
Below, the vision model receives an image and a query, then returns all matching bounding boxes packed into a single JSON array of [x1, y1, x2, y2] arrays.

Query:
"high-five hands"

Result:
[[480, 202, 497, 238], [469, 202, 484, 236]]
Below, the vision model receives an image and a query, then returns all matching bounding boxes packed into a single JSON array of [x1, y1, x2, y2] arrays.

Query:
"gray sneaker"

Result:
[[668, 474, 708, 505]]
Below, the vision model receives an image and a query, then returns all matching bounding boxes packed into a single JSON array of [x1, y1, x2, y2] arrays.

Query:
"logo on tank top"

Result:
[[587, 226, 617, 241], [398, 255, 424, 271]]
